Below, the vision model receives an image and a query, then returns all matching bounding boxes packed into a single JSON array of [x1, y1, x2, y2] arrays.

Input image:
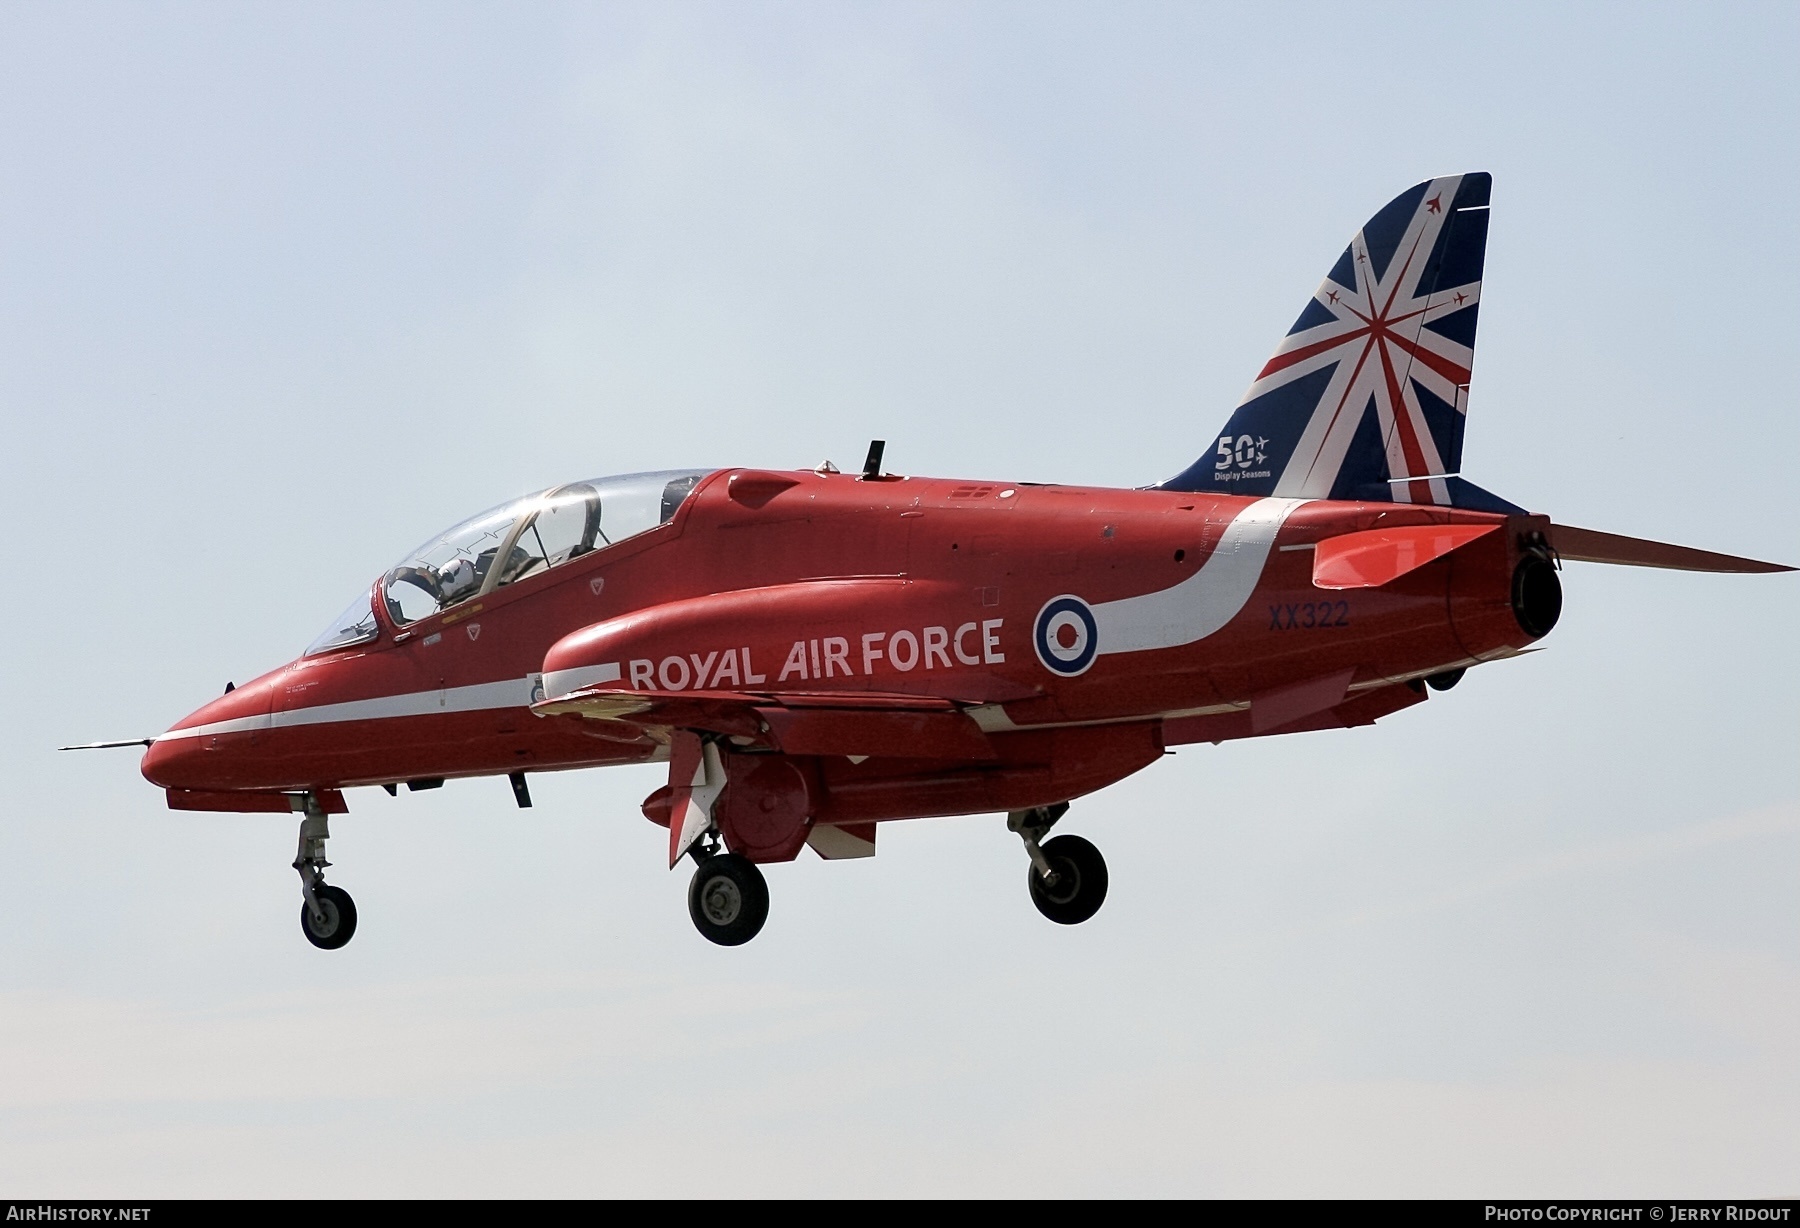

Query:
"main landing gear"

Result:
[[674, 796, 1110, 944], [1010, 802, 1108, 925], [294, 804, 357, 950], [686, 834, 771, 947]]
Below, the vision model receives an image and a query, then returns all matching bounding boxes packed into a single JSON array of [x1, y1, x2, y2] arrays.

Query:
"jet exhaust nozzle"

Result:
[[1511, 554, 1562, 638]]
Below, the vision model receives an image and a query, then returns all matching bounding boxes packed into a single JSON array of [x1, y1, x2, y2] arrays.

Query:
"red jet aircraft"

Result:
[[78, 172, 1790, 948]]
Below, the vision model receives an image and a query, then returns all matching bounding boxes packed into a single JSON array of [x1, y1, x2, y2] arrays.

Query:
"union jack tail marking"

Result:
[[1165, 173, 1509, 509]]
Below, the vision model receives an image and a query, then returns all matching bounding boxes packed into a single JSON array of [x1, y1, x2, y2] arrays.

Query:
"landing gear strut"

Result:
[[294, 801, 357, 950], [687, 849, 769, 946], [1009, 803, 1108, 925]]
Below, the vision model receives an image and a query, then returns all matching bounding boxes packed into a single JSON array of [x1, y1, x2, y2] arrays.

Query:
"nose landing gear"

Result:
[[1009, 803, 1108, 925], [294, 802, 357, 950], [300, 884, 358, 950]]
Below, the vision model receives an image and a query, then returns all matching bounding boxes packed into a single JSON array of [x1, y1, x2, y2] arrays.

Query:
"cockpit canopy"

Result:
[[305, 469, 712, 656]]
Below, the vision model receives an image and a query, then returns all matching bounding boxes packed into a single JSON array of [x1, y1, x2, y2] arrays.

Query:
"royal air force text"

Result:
[[623, 620, 1006, 691]]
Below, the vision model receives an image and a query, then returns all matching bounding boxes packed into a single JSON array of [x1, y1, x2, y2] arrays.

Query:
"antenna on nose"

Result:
[[861, 440, 885, 480]]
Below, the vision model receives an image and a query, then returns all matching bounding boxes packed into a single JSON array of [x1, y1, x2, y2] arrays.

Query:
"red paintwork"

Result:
[[142, 468, 1546, 860], [165, 787, 348, 814], [1312, 523, 1499, 589]]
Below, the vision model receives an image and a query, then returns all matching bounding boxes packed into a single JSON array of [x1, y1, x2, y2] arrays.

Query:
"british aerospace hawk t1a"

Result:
[[75, 172, 1790, 948]]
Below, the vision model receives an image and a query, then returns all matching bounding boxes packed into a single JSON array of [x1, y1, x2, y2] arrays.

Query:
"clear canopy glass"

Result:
[[374, 469, 711, 629], [304, 588, 380, 656]]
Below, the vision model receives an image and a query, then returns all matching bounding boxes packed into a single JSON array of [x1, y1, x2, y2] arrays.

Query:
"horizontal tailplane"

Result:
[[1550, 526, 1792, 574]]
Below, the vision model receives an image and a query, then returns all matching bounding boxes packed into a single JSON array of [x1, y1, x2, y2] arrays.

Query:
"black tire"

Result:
[[1425, 667, 1465, 692], [688, 853, 770, 946], [1027, 834, 1108, 925], [300, 884, 357, 950]]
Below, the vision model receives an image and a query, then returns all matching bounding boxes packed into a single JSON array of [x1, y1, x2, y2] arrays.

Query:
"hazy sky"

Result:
[[2, 1, 1796, 1196]]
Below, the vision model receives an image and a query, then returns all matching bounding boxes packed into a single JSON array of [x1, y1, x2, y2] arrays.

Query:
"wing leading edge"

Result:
[[534, 687, 996, 761]]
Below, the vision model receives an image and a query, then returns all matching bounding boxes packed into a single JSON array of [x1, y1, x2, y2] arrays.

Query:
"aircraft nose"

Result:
[[140, 731, 199, 789], [141, 673, 281, 790]]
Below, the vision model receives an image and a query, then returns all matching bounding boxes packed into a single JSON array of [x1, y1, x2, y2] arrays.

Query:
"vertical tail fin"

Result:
[[1165, 173, 1513, 510]]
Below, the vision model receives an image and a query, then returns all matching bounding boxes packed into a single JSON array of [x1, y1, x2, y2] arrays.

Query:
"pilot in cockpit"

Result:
[[361, 471, 709, 638], [384, 554, 480, 621], [436, 556, 482, 603]]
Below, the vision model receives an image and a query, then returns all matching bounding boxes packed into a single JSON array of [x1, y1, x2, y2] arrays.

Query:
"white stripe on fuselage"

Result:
[[541, 662, 622, 701], [155, 713, 275, 741], [156, 675, 542, 742], [161, 502, 1302, 744], [1093, 497, 1308, 656]]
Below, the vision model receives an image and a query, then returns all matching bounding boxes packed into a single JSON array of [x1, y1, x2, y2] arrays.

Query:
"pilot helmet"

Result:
[[438, 556, 478, 602]]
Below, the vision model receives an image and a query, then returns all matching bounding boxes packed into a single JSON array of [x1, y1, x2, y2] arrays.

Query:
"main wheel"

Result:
[[1027, 834, 1108, 925], [300, 884, 358, 950], [1425, 667, 1465, 692], [688, 853, 770, 946]]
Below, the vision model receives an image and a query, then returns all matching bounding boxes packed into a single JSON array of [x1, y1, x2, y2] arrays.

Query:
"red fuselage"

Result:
[[142, 468, 1544, 844]]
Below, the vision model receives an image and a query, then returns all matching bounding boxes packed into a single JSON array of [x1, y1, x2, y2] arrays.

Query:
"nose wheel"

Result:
[[1009, 804, 1108, 925], [293, 802, 358, 950], [300, 884, 358, 949], [687, 852, 770, 946]]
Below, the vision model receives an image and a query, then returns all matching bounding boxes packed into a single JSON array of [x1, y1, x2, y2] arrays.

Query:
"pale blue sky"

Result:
[[2, 1, 1796, 1195]]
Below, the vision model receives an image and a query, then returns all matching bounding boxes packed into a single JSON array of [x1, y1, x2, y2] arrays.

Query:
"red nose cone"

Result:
[[141, 670, 283, 790], [139, 735, 185, 789]]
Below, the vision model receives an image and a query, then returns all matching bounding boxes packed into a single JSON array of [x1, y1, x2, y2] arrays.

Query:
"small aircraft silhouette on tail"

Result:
[[73, 173, 1790, 948]]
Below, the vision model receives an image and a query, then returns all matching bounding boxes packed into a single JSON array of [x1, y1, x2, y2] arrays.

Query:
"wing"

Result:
[[533, 687, 995, 760]]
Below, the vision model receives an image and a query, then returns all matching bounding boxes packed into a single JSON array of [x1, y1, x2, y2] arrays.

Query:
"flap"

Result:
[[1249, 668, 1354, 734], [1312, 523, 1499, 589]]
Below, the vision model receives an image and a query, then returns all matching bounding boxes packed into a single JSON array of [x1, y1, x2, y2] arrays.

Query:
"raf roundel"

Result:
[[1034, 595, 1098, 676]]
